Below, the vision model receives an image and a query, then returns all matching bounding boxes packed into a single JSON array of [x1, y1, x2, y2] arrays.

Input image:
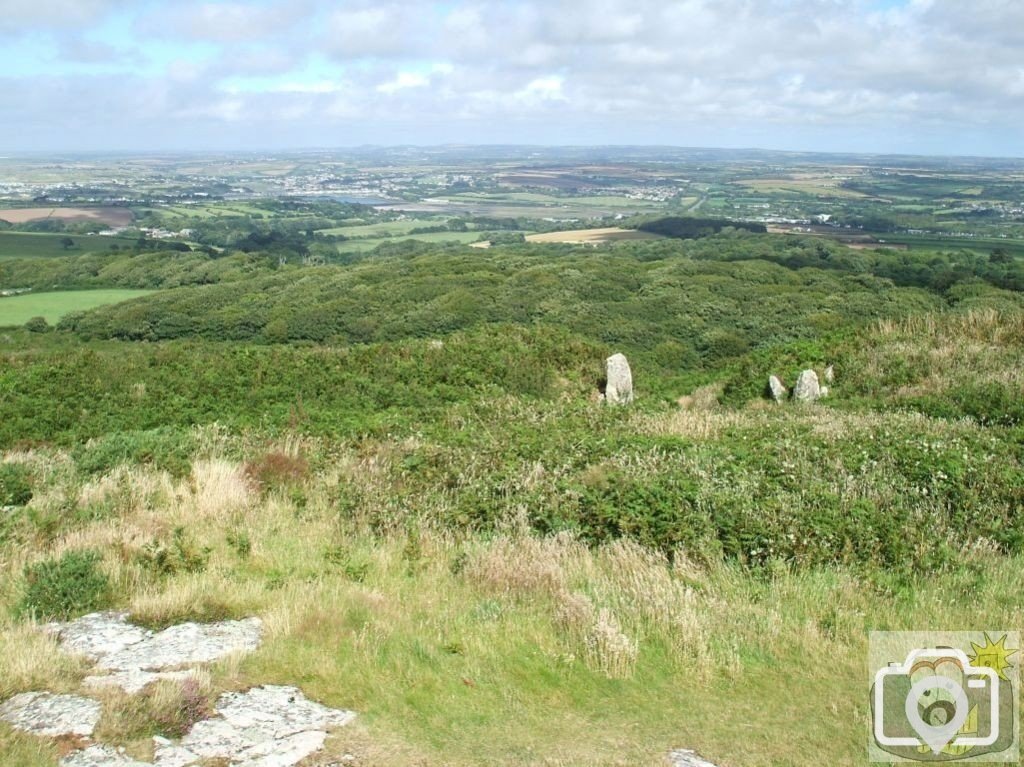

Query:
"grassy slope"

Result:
[[0, 290, 154, 326], [1, 310, 1023, 765]]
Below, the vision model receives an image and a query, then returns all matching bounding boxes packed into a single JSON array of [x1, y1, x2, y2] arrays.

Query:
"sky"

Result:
[[0, 0, 1022, 156]]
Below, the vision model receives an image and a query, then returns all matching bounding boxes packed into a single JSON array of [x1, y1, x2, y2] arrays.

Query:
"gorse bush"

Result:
[[18, 549, 111, 620], [73, 428, 196, 476], [23, 316, 49, 333], [0, 464, 32, 507], [137, 527, 210, 577], [0, 325, 597, 448]]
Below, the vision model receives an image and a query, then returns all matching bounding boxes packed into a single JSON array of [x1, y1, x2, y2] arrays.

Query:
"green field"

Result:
[[155, 203, 273, 219], [0, 289, 153, 326], [316, 218, 446, 237], [333, 230, 489, 253], [449, 191, 664, 209], [880, 233, 1024, 256], [0, 232, 139, 259]]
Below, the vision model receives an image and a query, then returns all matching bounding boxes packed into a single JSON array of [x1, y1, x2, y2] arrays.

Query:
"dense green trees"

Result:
[[0, 250, 277, 291], [637, 216, 767, 238], [59, 246, 944, 378]]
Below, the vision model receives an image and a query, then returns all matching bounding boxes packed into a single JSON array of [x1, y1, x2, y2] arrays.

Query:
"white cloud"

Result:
[[377, 71, 430, 94], [518, 76, 565, 102], [3, 0, 1024, 153], [271, 80, 342, 94], [0, 0, 124, 34], [56, 37, 134, 64], [323, 4, 422, 59], [139, 1, 308, 42]]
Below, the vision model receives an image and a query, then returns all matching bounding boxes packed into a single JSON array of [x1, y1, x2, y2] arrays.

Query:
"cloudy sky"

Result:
[[1, 0, 1022, 155]]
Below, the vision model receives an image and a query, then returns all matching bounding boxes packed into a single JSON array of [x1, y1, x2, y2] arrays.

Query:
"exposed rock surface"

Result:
[[47, 612, 149, 662], [48, 612, 262, 693], [792, 369, 822, 402], [98, 618, 262, 671], [668, 749, 720, 767], [767, 375, 787, 402], [62, 745, 151, 767], [824, 364, 835, 383], [0, 691, 102, 737], [155, 685, 355, 767], [605, 353, 634, 405], [5, 616, 354, 767]]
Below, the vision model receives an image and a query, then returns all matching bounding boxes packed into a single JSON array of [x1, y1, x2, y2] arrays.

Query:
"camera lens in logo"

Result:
[[905, 675, 970, 754]]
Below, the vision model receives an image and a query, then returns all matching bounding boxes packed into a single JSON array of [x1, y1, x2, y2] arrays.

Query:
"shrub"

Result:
[[698, 329, 751, 363], [244, 451, 309, 491], [73, 428, 195, 476], [907, 383, 1024, 427], [18, 549, 111, 620], [226, 529, 252, 558], [0, 464, 32, 507], [324, 546, 371, 582], [23, 316, 49, 333], [137, 527, 210, 577]]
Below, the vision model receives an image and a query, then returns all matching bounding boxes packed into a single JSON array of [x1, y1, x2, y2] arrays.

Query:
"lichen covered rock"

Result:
[[605, 353, 634, 405]]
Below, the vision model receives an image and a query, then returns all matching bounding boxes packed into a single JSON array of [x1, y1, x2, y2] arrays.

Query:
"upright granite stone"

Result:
[[768, 375, 787, 403], [604, 353, 634, 405], [793, 369, 821, 402]]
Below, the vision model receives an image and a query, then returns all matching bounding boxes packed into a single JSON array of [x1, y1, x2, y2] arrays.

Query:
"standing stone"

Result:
[[604, 353, 634, 405], [767, 375, 787, 403], [824, 364, 835, 384], [793, 369, 821, 402]]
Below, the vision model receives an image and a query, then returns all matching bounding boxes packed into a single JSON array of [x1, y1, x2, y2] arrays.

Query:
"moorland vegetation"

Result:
[[0, 214, 1022, 765]]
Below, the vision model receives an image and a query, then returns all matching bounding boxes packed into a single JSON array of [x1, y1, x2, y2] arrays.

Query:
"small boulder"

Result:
[[793, 369, 821, 402], [669, 749, 720, 767], [767, 375, 787, 403], [824, 364, 835, 384], [604, 353, 634, 405]]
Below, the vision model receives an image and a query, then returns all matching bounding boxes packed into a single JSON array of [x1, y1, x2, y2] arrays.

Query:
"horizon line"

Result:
[[2, 143, 1024, 162]]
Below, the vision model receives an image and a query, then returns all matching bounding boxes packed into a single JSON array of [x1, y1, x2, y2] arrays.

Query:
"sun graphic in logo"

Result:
[[968, 633, 1018, 682]]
